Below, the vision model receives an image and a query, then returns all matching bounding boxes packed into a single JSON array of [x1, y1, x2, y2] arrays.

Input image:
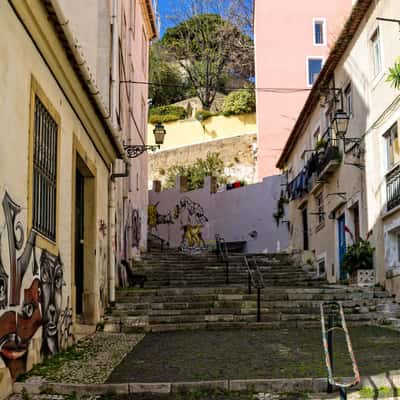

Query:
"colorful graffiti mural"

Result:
[[148, 197, 208, 252], [0, 192, 74, 380]]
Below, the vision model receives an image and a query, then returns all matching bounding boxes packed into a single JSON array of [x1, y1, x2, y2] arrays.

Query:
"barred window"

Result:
[[33, 95, 58, 241]]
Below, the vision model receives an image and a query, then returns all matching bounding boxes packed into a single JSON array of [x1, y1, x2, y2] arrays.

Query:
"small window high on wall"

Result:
[[307, 57, 323, 86], [384, 122, 399, 170], [313, 19, 326, 46]]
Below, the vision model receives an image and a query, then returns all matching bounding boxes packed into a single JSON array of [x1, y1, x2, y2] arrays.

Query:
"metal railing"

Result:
[[215, 234, 230, 284], [148, 232, 168, 251], [386, 164, 400, 211], [320, 301, 360, 399], [244, 256, 266, 322]]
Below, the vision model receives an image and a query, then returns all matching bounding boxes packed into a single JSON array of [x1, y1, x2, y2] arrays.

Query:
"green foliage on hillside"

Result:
[[222, 89, 256, 116], [149, 105, 187, 124], [164, 152, 228, 191]]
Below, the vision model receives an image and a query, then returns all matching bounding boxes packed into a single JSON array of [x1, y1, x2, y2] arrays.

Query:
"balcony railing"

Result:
[[317, 140, 341, 177], [387, 164, 400, 211]]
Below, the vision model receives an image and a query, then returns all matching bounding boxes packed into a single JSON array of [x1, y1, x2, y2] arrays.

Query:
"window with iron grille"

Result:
[[33, 95, 58, 241]]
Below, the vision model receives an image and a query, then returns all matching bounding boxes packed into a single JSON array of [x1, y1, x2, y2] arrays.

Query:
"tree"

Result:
[[160, 8, 254, 110], [149, 43, 187, 107], [164, 152, 229, 190]]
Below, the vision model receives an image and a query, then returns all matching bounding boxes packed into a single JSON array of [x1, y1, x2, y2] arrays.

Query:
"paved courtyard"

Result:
[[107, 326, 400, 383]]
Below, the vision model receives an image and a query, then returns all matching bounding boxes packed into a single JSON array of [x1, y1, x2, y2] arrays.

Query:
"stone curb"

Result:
[[13, 374, 400, 396]]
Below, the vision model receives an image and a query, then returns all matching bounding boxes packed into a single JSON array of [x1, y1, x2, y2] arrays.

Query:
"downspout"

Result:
[[48, 0, 131, 304]]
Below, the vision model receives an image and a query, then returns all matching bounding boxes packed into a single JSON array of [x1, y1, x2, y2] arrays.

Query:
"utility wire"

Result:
[[119, 80, 312, 94]]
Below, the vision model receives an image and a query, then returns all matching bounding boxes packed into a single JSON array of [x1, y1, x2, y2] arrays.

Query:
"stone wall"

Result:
[[149, 134, 257, 187]]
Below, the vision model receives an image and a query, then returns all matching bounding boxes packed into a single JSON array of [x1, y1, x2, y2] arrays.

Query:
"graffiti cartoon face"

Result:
[[40, 251, 63, 355], [0, 279, 42, 378], [0, 276, 7, 309]]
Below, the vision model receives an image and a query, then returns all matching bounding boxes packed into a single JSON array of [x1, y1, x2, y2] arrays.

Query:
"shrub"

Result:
[[195, 109, 216, 122], [222, 89, 256, 116], [387, 58, 400, 90], [164, 152, 228, 191], [149, 105, 187, 124], [342, 239, 374, 277]]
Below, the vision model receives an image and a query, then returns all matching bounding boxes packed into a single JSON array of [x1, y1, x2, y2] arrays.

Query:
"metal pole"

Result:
[[225, 261, 229, 285], [257, 287, 261, 322], [339, 387, 347, 400], [248, 271, 252, 294], [327, 313, 334, 393]]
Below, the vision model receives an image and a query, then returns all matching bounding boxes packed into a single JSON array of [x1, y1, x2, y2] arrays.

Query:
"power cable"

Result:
[[119, 80, 312, 94]]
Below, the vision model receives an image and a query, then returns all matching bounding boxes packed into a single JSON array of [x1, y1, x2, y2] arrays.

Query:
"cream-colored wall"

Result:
[[284, 0, 400, 285], [147, 113, 257, 149], [0, 0, 114, 387]]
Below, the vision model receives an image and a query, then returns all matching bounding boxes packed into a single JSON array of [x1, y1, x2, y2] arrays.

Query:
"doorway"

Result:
[[75, 169, 85, 315], [337, 213, 347, 280]]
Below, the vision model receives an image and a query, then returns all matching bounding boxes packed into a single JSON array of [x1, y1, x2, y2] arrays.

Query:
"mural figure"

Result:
[[2, 192, 37, 306], [40, 251, 64, 355], [174, 197, 208, 252], [0, 279, 42, 379], [148, 202, 173, 230], [181, 224, 206, 248], [131, 209, 141, 248]]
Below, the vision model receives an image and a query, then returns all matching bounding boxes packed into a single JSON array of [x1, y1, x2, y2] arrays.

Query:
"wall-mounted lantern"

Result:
[[124, 122, 166, 158]]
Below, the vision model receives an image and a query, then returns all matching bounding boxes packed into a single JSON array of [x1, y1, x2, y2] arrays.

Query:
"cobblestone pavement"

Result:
[[107, 326, 400, 383], [22, 333, 144, 384]]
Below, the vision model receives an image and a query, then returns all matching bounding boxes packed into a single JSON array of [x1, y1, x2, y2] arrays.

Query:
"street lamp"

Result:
[[124, 122, 166, 158], [153, 122, 167, 145], [332, 110, 350, 138]]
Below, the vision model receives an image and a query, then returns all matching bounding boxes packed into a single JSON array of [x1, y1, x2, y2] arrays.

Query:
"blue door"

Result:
[[337, 214, 347, 280]]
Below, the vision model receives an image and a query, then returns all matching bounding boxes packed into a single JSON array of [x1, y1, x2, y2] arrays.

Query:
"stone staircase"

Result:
[[104, 250, 398, 333]]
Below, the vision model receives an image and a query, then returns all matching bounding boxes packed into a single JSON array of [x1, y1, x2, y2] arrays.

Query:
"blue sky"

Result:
[[156, 0, 253, 38]]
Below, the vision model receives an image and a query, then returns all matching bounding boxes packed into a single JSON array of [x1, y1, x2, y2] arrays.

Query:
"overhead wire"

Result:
[[119, 80, 312, 94]]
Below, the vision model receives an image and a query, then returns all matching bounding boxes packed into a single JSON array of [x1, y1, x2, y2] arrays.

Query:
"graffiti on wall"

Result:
[[131, 209, 141, 248], [148, 196, 208, 252], [0, 192, 74, 379]]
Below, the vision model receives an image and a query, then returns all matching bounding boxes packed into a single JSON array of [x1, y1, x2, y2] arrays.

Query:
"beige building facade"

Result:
[[277, 0, 400, 290], [0, 0, 155, 395]]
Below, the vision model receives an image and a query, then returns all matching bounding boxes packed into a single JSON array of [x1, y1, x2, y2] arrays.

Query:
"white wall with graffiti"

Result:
[[148, 176, 289, 253]]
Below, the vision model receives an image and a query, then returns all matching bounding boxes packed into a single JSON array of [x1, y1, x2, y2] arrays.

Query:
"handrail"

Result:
[[244, 256, 265, 322], [215, 234, 230, 284], [148, 232, 168, 251], [320, 301, 360, 399]]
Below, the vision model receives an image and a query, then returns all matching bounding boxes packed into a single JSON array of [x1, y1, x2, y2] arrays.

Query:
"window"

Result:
[[315, 192, 325, 228], [384, 122, 399, 170], [307, 58, 323, 86], [33, 96, 58, 241], [344, 83, 353, 117], [313, 127, 321, 147], [371, 29, 382, 77], [313, 19, 326, 46]]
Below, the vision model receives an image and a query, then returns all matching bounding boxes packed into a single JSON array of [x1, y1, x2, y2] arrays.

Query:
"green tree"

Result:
[[164, 152, 228, 190], [149, 43, 187, 107], [161, 13, 254, 110]]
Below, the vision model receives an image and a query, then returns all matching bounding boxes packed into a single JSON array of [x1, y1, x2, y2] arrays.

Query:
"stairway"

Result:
[[104, 250, 398, 333]]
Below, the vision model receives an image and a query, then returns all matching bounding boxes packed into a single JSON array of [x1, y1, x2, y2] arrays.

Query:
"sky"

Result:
[[156, 0, 253, 38]]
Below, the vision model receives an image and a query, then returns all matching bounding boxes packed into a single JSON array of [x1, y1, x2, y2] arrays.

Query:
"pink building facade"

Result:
[[254, 0, 353, 179]]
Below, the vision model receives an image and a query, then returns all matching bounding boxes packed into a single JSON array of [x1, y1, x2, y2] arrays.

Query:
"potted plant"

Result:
[[315, 139, 327, 153], [342, 239, 375, 285]]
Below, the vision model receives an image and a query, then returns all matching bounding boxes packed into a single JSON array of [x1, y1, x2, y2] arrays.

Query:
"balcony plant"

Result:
[[273, 192, 289, 226], [386, 57, 400, 90], [315, 139, 327, 152], [342, 238, 374, 281]]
